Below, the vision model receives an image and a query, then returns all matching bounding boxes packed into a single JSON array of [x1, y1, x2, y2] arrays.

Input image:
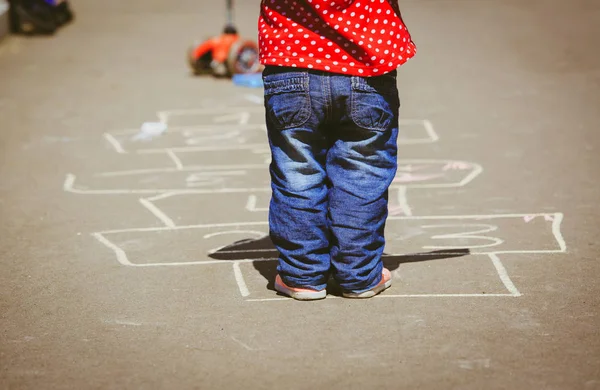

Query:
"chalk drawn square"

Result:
[[159, 107, 266, 128], [143, 193, 268, 226], [105, 124, 268, 154], [93, 224, 271, 267], [176, 148, 271, 167], [390, 159, 482, 189], [234, 253, 515, 301], [397, 119, 439, 145], [384, 213, 565, 255], [67, 168, 271, 195]]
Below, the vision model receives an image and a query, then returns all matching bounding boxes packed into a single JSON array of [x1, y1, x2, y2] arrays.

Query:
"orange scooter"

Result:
[[187, 0, 262, 77]]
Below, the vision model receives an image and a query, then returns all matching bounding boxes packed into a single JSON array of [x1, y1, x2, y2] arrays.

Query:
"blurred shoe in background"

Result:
[[8, 0, 73, 35]]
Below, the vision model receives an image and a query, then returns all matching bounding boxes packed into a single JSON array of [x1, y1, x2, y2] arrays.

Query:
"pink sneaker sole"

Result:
[[274, 275, 326, 301], [342, 268, 392, 299]]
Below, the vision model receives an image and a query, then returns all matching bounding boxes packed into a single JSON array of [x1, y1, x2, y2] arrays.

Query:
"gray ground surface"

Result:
[[1, 0, 599, 389]]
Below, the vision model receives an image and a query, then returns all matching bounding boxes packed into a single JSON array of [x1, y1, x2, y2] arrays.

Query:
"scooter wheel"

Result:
[[226, 39, 261, 75], [187, 42, 213, 75]]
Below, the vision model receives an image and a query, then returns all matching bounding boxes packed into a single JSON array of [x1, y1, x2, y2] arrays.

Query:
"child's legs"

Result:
[[327, 72, 400, 292], [263, 67, 330, 290]]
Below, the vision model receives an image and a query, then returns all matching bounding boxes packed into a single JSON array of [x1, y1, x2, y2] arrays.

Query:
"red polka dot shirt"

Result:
[[258, 0, 416, 77]]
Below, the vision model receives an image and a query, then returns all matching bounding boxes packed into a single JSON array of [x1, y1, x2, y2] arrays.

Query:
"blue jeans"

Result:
[[263, 66, 400, 293]]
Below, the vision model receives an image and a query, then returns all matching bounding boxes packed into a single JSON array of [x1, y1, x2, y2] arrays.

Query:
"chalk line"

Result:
[[213, 112, 251, 125], [92, 233, 132, 266], [159, 106, 264, 116], [551, 213, 567, 252], [244, 94, 264, 104], [137, 144, 268, 154], [231, 336, 255, 351], [104, 259, 276, 267], [139, 198, 176, 228], [233, 262, 250, 297], [423, 120, 439, 143], [145, 192, 179, 201], [109, 123, 264, 137], [187, 170, 247, 177], [246, 195, 269, 212], [397, 119, 440, 145], [203, 230, 265, 239], [396, 186, 412, 216], [63, 174, 271, 195], [103, 133, 127, 154], [97, 221, 267, 235], [96, 164, 267, 177], [488, 253, 521, 297], [245, 293, 517, 302], [63, 174, 76, 192], [166, 149, 183, 170]]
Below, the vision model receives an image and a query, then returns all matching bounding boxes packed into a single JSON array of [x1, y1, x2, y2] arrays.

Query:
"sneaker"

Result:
[[342, 268, 392, 299], [9, 0, 57, 35], [274, 274, 326, 301]]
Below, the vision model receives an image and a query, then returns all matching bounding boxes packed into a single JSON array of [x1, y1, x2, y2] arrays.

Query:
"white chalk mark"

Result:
[[246, 195, 269, 212], [213, 112, 250, 125], [396, 119, 440, 145], [158, 106, 263, 117], [166, 149, 183, 170], [390, 213, 559, 220], [203, 230, 265, 239], [157, 111, 169, 124], [396, 186, 412, 216], [421, 224, 504, 250], [233, 262, 250, 297], [104, 319, 143, 326], [63, 173, 76, 192], [231, 336, 255, 350], [188, 170, 247, 177], [145, 192, 179, 202], [96, 221, 267, 235], [63, 172, 271, 195], [92, 233, 132, 266], [128, 259, 276, 267], [139, 198, 176, 228], [551, 213, 567, 252], [488, 253, 521, 297], [203, 230, 266, 254], [244, 94, 264, 104], [245, 293, 517, 302], [96, 164, 267, 177], [211, 249, 276, 254], [103, 133, 127, 154], [110, 123, 263, 137], [137, 143, 269, 154], [422, 119, 439, 143]]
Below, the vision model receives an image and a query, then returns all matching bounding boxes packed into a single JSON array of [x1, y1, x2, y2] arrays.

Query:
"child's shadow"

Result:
[[208, 235, 470, 297]]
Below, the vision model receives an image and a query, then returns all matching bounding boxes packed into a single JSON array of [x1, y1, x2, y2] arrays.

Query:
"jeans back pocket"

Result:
[[350, 74, 399, 132], [264, 72, 311, 130]]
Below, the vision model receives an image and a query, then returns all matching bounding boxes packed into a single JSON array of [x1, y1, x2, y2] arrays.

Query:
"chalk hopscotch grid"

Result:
[[66, 106, 567, 301]]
